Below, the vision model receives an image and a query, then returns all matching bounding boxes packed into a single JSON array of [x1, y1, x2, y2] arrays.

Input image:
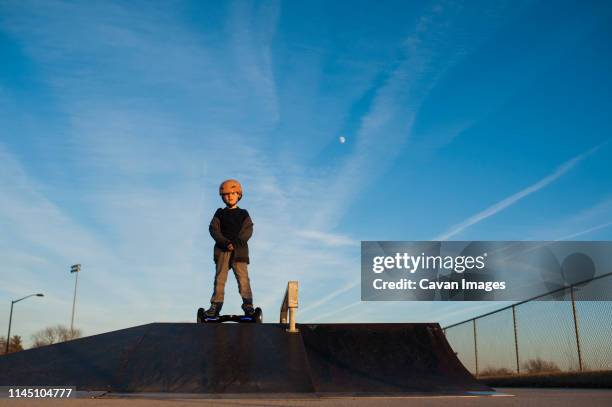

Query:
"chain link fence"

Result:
[[444, 272, 612, 377]]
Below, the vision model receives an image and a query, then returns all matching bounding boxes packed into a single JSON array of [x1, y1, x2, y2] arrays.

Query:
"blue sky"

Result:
[[1, 0, 611, 347]]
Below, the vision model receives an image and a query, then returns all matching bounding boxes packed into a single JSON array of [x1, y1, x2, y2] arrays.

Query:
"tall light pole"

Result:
[[5, 293, 44, 354], [70, 264, 81, 334]]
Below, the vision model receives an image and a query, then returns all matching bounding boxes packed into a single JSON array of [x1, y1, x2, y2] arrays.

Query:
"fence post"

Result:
[[512, 305, 520, 375], [473, 319, 478, 377], [570, 286, 583, 372]]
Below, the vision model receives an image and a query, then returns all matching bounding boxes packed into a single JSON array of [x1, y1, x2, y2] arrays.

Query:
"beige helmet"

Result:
[[219, 179, 243, 199]]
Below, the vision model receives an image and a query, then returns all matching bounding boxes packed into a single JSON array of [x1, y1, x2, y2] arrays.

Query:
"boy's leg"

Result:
[[231, 262, 253, 303], [211, 251, 232, 304]]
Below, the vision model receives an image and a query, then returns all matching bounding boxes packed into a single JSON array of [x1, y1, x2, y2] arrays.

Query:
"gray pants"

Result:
[[211, 251, 253, 303]]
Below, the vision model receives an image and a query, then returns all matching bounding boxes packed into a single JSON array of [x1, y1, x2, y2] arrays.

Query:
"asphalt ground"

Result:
[[1, 388, 611, 407]]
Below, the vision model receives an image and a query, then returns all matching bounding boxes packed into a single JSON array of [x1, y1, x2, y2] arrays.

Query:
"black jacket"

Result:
[[209, 207, 253, 263]]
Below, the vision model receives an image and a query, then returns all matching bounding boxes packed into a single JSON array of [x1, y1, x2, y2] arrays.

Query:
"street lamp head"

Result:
[[7, 292, 45, 354]]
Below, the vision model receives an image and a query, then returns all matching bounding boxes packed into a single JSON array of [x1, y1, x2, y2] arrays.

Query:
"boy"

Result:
[[205, 179, 256, 317]]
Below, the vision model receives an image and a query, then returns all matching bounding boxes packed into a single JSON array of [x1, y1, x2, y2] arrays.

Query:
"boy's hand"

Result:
[[227, 242, 235, 251]]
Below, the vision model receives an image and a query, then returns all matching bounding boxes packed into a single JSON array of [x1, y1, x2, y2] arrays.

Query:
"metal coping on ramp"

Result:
[[0, 323, 492, 395]]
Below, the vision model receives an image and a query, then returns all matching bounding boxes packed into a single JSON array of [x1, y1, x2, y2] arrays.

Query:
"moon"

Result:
[[339, 136, 346, 144]]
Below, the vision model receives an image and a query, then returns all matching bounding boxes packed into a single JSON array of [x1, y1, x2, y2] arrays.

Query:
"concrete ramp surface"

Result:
[[0, 323, 490, 395]]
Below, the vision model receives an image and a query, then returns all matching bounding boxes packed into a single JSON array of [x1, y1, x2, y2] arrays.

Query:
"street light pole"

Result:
[[70, 264, 81, 334], [5, 293, 44, 354], [6, 302, 14, 355]]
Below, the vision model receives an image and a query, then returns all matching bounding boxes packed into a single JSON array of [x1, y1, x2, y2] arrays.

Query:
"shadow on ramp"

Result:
[[300, 323, 489, 394]]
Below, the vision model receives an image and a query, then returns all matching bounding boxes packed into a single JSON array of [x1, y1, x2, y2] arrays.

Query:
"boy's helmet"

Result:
[[219, 179, 243, 198]]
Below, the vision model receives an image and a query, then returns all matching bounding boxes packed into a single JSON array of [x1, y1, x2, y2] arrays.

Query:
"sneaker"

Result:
[[205, 302, 223, 317], [242, 303, 255, 316]]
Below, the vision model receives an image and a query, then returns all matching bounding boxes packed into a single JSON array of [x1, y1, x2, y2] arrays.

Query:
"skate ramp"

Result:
[[0, 322, 489, 394], [301, 323, 488, 393], [0, 323, 314, 393], [116, 323, 314, 393]]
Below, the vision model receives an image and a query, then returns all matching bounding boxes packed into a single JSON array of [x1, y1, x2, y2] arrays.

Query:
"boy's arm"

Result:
[[234, 215, 254, 246], [209, 210, 230, 248]]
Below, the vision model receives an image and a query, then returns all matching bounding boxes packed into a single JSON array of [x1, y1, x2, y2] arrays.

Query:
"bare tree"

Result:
[[522, 357, 561, 374], [31, 325, 82, 348], [479, 366, 514, 377]]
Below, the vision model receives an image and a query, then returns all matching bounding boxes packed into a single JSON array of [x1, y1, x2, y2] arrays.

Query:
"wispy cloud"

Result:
[[315, 299, 362, 322], [300, 0, 525, 314], [305, 146, 608, 326], [295, 230, 359, 247], [300, 280, 359, 315], [0, 143, 161, 339], [435, 143, 605, 241], [308, 0, 527, 232], [555, 221, 612, 241], [524, 195, 612, 241], [309, 2, 456, 230], [228, 0, 280, 126]]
